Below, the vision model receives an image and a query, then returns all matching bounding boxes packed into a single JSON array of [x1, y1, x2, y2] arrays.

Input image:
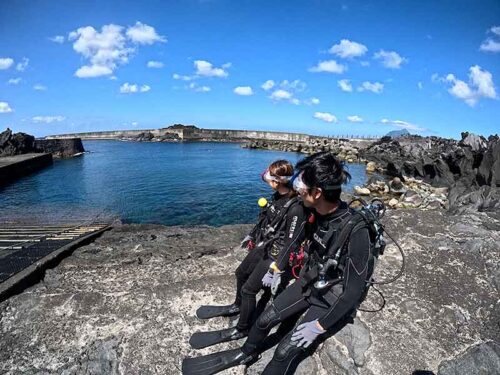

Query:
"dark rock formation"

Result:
[[360, 133, 500, 213], [437, 341, 500, 375], [1, 208, 498, 374], [119, 131, 180, 142], [0, 128, 36, 156], [35, 138, 85, 158]]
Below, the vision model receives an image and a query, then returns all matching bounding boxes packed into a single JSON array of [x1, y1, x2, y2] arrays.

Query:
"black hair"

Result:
[[295, 152, 351, 202]]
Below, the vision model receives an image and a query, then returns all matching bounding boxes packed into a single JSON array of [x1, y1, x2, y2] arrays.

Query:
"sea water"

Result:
[[0, 141, 366, 226]]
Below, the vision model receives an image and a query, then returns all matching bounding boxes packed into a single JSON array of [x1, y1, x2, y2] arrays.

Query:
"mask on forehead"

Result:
[[291, 172, 309, 194], [261, 168, 291, 184]]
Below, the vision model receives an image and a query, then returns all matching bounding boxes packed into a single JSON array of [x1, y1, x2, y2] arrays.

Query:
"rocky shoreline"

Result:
[[0, 209, 499, 374]]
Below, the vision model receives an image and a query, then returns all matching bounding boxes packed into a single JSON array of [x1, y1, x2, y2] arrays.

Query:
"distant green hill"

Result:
[[385, 129, 410, 138]]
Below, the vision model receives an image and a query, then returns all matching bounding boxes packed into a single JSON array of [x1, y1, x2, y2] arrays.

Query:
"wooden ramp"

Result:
[[0, 223, 110, 299]]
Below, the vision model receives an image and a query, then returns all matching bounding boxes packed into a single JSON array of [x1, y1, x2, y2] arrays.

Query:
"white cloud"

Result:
[[32, 115, 66, 123], [338, 79, 353, 92], [290, 98, 300, 105], [358, 81, 384, 94], [7, 78, 21, 85], [444, 65, 497, 106], [188, 82, 211, 92], [314, 112, 338, 123], [173, 73, 193, 81], [329, 39, 367, 58], [0, 58, 14, 70], [480, 40, 500, 53], [70, 24, 130, 78], [75, 65, 114, 78], [309, 60, 346, 74], [261, 80, 275, 91], [347, 115, 363, 123], [307, 97, 320, 105], [49, 35, 65, 43], [418, 82, 423, 90], [360, 61, 370, 67], [381, 118, 424, 131], [33, 84, 47, 91], [16, 57, 29, 71], [126, 22, 166, 44], [480, 26, 500, 53], [147, 61, 164, 68], [0, 102, 13, 113], [69, 22, 164, 78], [119, 82, 151, 94], [270, 89, 292, 100], [109, 75, 117, 80], [194, 60, 229, 78], [374, 50, 407, 69], [234, 86, 253, 96], [280, 79, 307, 92]]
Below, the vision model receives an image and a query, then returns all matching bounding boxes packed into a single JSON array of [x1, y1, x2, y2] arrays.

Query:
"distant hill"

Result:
[[385, 129, 410, 138]]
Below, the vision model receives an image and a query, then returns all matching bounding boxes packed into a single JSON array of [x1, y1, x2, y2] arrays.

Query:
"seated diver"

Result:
[[183, 152, 375, 375], [191, 159, 310, 349]]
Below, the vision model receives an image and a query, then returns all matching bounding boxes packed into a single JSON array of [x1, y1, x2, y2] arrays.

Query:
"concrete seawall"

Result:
[[46, 127, 313, 142], [0, 153, 53, 186]]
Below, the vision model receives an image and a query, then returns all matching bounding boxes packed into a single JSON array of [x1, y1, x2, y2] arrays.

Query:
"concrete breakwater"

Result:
[[45, 124, 366, 144]]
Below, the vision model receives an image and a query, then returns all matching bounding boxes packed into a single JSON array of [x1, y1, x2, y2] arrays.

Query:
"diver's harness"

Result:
[[299, 198, 405, 299], [255, 196, 300, 255]]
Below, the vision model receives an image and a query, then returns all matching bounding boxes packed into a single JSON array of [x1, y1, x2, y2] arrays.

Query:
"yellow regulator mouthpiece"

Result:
[[258, 197, 268, 207]]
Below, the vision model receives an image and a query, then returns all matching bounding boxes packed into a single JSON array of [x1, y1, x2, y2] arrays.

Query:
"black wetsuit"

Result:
[[240, 201, 373, 374], [234, 193, 309, 331]]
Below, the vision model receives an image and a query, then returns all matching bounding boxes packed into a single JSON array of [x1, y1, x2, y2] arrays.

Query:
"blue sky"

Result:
[[0, 0, 499, 139]]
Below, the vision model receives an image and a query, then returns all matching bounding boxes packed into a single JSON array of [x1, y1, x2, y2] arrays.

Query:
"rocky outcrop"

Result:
[[360, 133, 500, 213], [0, 128, 85, 158], [1, 208, 498, 374], [244, 138, 370, 163], [0, 128, 36, 156], [35, 138, 85, 158], [118, 131, 180, 142]]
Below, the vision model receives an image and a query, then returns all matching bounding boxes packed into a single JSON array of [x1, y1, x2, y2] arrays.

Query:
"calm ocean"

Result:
[[0, 141, 366, 226]]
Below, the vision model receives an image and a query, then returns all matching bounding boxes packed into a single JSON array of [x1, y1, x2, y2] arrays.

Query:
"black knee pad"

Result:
[[274, 332, 304, 362], [257, 304, 281, 329]]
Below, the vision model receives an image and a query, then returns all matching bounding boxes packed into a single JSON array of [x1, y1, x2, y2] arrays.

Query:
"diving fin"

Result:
[[196, 304, 240, 319], [189, 327, 247, 349], [182, 348, 252, 375]]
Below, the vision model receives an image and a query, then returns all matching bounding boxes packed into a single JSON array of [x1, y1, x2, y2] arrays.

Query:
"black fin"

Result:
[[196, 304, 240, 319], [189, 327, 247, 349], [182, 348, 252, 375]]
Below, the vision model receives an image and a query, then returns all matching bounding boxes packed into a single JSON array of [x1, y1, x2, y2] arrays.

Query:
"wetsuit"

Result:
[[236, 197, 308, 331], [240, 201, 373, 374]]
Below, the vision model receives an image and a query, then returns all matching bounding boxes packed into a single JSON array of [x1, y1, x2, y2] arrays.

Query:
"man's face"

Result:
[[298, 187, 320, 208], [294, 172, 321, 208]]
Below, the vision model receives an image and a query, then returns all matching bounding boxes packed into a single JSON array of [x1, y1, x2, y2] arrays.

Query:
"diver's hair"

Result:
[[268, 159, 294, 182], [295, 152, 351, 202]]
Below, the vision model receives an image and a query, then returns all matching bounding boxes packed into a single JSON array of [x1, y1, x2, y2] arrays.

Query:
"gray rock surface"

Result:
[[1, 210, 499, 374]]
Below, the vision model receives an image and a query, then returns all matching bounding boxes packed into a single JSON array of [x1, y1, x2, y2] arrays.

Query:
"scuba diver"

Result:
[[191, 159, 310, 350], [183, 152, 384, 375]]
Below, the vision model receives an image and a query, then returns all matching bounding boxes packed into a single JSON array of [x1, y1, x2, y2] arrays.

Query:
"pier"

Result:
[[0, 153, 53, 186]]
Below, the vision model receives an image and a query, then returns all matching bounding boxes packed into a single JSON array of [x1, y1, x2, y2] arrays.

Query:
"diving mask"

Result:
[[292, 172, 309, 195], [261, 169, 291, 184]]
